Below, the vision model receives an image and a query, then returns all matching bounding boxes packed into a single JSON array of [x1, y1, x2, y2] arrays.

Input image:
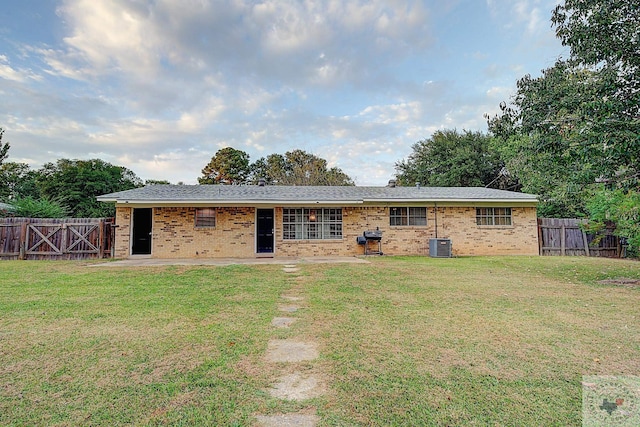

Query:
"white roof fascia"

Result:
[[362, 198, 538, 204], [111, 199, 365, 206]]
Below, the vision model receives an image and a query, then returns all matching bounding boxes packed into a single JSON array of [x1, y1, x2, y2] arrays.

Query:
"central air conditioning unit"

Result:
[[429, 238, 452, 258]]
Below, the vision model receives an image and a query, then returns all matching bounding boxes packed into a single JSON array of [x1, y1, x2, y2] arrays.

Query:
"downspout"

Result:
[[434, 202, 438, 238]]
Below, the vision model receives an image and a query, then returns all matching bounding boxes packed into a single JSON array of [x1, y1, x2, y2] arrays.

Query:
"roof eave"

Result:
[[102, 198, 538, 207], [107, 199, 365, 206], [363, 198, 538, 205]]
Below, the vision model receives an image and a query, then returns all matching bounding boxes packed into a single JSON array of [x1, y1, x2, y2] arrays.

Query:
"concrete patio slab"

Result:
[[90, 256, 369, 267]]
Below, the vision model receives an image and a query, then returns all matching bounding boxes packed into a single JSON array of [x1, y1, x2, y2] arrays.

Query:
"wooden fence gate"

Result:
[[538, 218, 620, 257], [0, 218, 114, 260]]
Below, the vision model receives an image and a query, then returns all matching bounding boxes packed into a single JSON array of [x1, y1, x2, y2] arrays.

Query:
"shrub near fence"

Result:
[[0, 218, 114, 260], [538, 218, 620, 257]]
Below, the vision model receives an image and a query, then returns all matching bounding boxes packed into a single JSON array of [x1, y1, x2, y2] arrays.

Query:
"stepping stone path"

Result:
[[271, 317, 296, 328], [265, 340, 318, 363], [278, 304, 299, 313], [282, 264, 300, 274], [255, 263, 324, 427], [255, 414, 320, 427], [269, 371, 323, 400]]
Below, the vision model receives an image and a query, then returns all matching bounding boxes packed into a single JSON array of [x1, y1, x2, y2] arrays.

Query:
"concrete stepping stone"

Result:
[[255, 414, 319, 427], [278, 304, 299, 313], [266, 340, 319, 362], [271, 317, 296, 328], [269, 371, 323, 400], [281, 295, 303, 302], [283, 267, 300, 273]]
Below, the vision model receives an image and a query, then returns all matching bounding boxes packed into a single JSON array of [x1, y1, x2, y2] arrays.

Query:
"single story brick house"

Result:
[[97, 184, 539, 258]]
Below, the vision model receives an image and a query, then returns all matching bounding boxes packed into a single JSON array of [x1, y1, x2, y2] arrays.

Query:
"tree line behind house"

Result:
[[0, 135, 354, 219], [1, 0, 638, 253]]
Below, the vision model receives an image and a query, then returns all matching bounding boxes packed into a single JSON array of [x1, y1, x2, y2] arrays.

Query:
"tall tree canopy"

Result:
[[250, 149, 354, 186], [199, 147, 251, 185], [37, 159, 142, 217], [0, 162, 40, 201], [199, 147, 354, 186], [488, 63, 609, 216], [395, 130, 515, 189], [488, 0, 640, 217], [552, 0, 639, 77], [487, 0, 640, 254]]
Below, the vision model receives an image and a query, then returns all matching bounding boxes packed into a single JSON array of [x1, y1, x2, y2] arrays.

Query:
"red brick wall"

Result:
[[113, 205, 538, 258]]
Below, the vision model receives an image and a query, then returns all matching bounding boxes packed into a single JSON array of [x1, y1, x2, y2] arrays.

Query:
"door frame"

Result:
[[130, 207, 153, 256], [255, 208, 275, 257]]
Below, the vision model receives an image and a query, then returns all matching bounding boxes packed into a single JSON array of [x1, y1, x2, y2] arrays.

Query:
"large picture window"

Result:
[[390, 207, 427, 226], [476, 207, 512, 226], [195, 208, 216, 227], [283, 208, 342, 240]]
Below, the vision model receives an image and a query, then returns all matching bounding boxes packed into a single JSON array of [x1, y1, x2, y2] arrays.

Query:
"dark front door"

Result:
[[132, 208, 152, 255], [256, 209, 274, 254]]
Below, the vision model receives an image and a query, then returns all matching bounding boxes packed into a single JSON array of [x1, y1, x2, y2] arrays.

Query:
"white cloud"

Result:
[[0, 55, 41, 82], [53, 0, 164, 77], [358, 101, 423, 125], [42, 0, 433, 89], [486, 0, 557, 35]]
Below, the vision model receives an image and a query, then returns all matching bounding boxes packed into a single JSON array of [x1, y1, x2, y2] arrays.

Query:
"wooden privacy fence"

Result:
[[538, 218, 620, 257], [0, 217, 114, 260]]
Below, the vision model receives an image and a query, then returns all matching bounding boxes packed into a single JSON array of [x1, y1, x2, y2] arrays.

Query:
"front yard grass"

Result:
[[0, 256, 638, 426]]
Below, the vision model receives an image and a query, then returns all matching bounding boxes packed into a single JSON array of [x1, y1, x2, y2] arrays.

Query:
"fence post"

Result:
[[99, 219, 105, 258], [581, 229, 590, 257], [111, 224, 117, 258], [537, 218, 543, 255], [560, 224, 566, 256], [19, 221, 27, 260]]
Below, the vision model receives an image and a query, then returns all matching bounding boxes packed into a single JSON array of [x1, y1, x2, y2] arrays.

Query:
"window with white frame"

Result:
[[195, 208, 216, 227], [282, 208, 342, 240], [390, 207, 427, 226], [476, 207, 512, 226]]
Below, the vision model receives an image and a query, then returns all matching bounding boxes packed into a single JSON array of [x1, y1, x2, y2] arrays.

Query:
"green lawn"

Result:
[[0, 257, 639, 426]]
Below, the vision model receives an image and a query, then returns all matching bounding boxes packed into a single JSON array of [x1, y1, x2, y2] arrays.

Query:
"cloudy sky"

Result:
[[1, 0, 564, 185]]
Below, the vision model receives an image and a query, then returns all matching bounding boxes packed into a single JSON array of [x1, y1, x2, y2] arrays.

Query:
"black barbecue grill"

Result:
[[357, 228, 383, 255]]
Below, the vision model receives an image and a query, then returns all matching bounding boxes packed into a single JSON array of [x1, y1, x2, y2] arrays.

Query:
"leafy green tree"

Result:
[[551, 0, 640, 188], [248, 154, 284, 185], [145, 179, 171, 185], [585, 187, 640, 257], [37, 159, 143, 217], [0, 162, 41, 201], [488, 0, 640, 217], [7, 196, 68, 218], [488, 63, 607, 216], [199, 147, 251, 184], [552, 0, 639, 81], [0, 128, 10, 166], [395, 129, 515, 189], [250, 150, 354, 186]]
